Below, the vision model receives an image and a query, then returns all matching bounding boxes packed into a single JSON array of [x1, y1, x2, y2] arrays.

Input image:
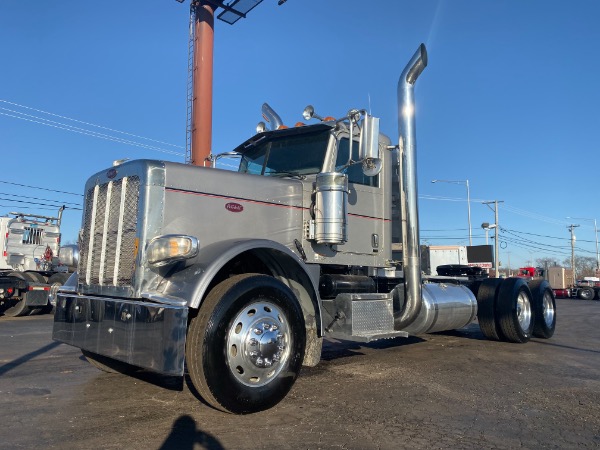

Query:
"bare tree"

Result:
[[562, 256, 597, 278], [535, 257, 560, 269]]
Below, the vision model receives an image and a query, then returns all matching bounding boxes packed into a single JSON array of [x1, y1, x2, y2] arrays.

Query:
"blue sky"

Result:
[[1, 0, 598, 269]]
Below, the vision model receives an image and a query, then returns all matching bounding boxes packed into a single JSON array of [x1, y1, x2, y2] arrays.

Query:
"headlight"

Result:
[[147, 235, 199, 266]]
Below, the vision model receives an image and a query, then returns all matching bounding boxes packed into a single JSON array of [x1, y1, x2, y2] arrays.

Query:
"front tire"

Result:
[[496, 278, 534, 343], [186, 274, 306, 414]]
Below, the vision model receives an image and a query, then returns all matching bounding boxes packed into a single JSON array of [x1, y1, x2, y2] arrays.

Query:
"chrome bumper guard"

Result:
[[52, 293, 188, 376]]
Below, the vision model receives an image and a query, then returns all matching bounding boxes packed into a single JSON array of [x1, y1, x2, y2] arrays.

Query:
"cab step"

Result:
[[323, 293, 408, 342]]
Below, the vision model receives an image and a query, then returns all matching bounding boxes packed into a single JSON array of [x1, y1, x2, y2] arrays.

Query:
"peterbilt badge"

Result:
[[225, 202, 243, 213]]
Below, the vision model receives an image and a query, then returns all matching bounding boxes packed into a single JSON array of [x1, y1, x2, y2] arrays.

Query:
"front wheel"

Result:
[[186, 274, 306, 414]]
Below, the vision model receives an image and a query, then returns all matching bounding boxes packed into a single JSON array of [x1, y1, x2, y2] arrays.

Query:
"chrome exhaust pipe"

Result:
[[261, 103, 284, 131], [395, 44, 428, 330]]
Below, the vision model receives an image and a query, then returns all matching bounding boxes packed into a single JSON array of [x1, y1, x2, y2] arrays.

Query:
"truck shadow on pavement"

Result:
[[159, 415, 224, 450], [0, 340, 62, 376], [77, 354, 185, 391], [320, 335, 426, 362]]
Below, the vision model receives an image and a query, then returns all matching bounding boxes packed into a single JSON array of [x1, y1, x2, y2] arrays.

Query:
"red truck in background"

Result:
[[517, 266, 599, 300]]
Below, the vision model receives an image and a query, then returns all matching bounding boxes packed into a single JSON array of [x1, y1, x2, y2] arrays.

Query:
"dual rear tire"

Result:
[[477, 278, 556, 343]]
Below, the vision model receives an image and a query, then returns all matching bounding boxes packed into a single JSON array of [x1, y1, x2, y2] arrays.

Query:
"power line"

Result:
[[0, 197, 82, 210], [500, 228, 570, 249], [0, 192, 81, 207], [502, 227, 596, 244], [0, 204, 69, 212], [0, 110, 185, 157], [0, 99, 184, 149], [501, 204, 567, 226], [0, 180, 83, 197]]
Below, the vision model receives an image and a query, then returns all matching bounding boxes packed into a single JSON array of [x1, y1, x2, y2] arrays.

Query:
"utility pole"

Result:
[[568, 224, 580, 282], [567, 216, 599, 273], [483, 200, 503, 277]]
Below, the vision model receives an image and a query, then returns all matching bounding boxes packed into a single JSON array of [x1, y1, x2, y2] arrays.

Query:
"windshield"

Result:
[[238, 129, 330, 177]]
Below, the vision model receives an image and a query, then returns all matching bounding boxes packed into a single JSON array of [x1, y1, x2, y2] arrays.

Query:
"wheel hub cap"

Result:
[[516, 291, 532, 331], [226, 301, 290, 387], [248, 322, 284, 368], [542, 291, 555, 327]]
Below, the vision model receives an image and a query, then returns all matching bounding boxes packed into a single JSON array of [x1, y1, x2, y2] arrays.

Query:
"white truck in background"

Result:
[[0, 207, 78, 317], [421, 244, 493, 278]]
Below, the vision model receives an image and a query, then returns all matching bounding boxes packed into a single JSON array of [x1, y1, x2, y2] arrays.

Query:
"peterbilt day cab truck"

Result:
[[0, 208, 78, 317], [53, 45, 557, 414]]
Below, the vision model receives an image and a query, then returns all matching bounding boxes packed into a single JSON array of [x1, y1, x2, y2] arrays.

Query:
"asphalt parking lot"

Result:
[[1, 298, 599, 450]]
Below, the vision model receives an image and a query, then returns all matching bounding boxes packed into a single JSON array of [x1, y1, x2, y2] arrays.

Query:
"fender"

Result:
[[154, 238, 321, 323]]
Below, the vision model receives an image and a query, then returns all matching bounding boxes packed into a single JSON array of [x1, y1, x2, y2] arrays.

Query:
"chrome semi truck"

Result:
[[53, 45, 557, 414]]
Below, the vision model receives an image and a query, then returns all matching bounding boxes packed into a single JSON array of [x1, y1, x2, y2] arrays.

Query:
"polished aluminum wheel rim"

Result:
[[517, 290, 532, 331], [542, 291, 555, 327], [226, 301, 290, 387]]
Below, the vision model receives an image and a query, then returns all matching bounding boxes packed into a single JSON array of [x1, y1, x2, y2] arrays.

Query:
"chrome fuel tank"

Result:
[[400, 282, 477, 335]]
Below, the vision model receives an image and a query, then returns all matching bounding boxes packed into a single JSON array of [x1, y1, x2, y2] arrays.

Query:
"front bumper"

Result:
[[52, 293, 188, 376]]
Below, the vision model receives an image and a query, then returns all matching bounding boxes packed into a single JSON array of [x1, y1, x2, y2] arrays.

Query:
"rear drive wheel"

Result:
[[3, 272, 30, 317], [476, 278, 504, 341], [186, 274, 306, 414], [81, 350, 140, 374], [577, 287, 594, 300], [528, 280, 556, 339], [496, 278, 534, 343]]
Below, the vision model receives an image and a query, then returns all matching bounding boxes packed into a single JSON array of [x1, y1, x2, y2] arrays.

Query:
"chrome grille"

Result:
[[79, 176, 140, 287]]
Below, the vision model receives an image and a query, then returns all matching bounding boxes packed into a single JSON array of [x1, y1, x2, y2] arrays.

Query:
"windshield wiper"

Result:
[[267, 171, 306, 180]]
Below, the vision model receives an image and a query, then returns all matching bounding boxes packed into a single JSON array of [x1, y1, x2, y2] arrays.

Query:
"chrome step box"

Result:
[[324, 293, 407, 342]]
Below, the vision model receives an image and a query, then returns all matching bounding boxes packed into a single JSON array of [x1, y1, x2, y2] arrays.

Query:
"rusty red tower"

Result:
[[178, 0, 274, 166]]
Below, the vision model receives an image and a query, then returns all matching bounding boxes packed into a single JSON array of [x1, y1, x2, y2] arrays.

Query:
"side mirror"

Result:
[[302, 105, 315, 121], [359, 114, 382, 176]]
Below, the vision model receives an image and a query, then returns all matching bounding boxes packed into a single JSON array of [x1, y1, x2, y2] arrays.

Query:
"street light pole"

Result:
[[483, 200, 503, 277], [589, 219, 597, 272], [466, 180, 472, 246], [567, 224, 580, 282], [431, 179, 472, 245]]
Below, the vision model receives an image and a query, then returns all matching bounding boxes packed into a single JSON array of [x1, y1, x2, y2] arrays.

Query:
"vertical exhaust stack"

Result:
[[395, 44, 428, 329], [262, 103, 284, 131]]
